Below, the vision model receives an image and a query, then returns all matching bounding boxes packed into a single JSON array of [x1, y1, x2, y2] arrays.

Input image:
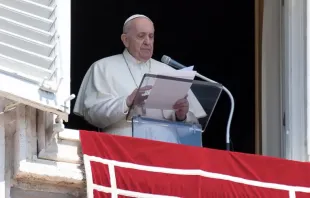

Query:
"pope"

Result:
[[74, 14, 206, 139]]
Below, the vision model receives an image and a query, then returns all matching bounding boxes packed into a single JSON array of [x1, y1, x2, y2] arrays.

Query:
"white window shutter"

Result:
[[0, 0, 71, 121]]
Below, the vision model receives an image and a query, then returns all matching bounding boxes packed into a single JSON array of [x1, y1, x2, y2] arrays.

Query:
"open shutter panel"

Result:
[[0, 0, 71, 121]]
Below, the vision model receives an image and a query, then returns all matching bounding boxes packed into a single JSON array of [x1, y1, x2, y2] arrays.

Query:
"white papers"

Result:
[[179, 65, 194, 71], [144, 70, 196, 110]]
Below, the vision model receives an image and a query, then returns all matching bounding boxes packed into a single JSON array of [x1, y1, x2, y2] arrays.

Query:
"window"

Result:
[[0, 0, 82, 188], [0, 0, 71, 121]]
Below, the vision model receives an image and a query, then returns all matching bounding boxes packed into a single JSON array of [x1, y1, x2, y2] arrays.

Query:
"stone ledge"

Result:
[[58, 129, 80, 141], [38, 138, 82, 164], [38, 128, 82, 163], [11, 187, 84, 198], [14, 156, 85, 188]]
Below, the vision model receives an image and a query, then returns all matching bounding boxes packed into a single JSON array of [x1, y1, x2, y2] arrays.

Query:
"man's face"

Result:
[[123, 18, 154, 62]]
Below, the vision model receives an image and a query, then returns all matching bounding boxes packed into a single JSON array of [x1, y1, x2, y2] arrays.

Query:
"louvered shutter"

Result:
[[0, 0, 71, 121]]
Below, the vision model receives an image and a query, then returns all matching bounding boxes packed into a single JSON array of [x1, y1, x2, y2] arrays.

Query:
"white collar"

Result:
[[123, 49, 150, 65]]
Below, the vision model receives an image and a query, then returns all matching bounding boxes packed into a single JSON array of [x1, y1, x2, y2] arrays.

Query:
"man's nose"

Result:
[[144, 37, 151, 45]]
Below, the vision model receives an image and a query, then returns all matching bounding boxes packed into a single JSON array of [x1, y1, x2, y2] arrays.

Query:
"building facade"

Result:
[[261, 0, 310, 161], [0, 0, 309, 197]]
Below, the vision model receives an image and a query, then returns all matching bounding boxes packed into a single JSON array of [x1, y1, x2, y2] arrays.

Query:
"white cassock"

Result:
[[74, 49, 206, 143]]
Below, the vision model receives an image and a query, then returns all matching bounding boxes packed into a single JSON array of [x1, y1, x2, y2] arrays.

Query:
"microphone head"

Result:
[[161, 55, 171, 65]]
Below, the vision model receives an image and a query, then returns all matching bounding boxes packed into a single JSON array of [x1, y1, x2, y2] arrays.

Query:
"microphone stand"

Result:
[[195, 73, 235, 151]]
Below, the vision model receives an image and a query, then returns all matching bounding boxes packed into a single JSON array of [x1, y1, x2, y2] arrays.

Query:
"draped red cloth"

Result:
[[80, 130, 310, 198]]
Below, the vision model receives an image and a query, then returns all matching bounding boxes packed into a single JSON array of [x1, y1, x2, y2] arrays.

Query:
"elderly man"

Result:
[[74, 14, 205, 141]]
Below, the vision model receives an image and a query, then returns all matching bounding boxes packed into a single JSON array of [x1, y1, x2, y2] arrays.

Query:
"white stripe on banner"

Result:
[[108, 164, 117, 198], [84, 155, 95, 198], [93, 184, 180, 198], [289, 190, 296, 198], [84, 154, 310, 198], [84, 154, 180, 198]]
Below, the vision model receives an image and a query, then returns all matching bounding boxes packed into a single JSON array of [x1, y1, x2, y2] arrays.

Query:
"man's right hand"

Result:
[[126, 86, 152, 107]]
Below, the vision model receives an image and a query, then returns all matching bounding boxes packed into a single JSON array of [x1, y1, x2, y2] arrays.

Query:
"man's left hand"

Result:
[[173, 96, 189, 121]]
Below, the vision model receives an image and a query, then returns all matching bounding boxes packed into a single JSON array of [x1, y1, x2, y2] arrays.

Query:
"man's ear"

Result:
[[121, 34, 129, 48]]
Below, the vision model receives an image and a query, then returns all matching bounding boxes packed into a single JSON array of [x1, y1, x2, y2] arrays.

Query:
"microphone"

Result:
[[161, 55, 235, 151], [161, 55, 186, 69]]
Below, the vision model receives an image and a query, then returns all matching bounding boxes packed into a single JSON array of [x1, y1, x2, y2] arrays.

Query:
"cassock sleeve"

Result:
[[80, 62, 129, 129]]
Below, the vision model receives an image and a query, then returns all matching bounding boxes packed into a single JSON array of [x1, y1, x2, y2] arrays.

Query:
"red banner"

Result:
[[80, 130, 310, 198]]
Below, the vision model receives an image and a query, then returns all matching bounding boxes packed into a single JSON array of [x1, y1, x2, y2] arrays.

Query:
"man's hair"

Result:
[[123, 20, 132, 34]]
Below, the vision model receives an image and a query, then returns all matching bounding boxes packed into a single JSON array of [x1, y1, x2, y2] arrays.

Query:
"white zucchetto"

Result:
[[124, 14, 150, 25]]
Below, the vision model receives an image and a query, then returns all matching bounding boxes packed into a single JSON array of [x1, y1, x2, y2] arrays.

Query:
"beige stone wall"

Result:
[[0, 97, 85, 198], [11, 187, 83, 198]]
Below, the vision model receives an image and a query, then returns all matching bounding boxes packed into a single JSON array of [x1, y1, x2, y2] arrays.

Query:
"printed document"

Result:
[[144, 69, 196, 109]]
